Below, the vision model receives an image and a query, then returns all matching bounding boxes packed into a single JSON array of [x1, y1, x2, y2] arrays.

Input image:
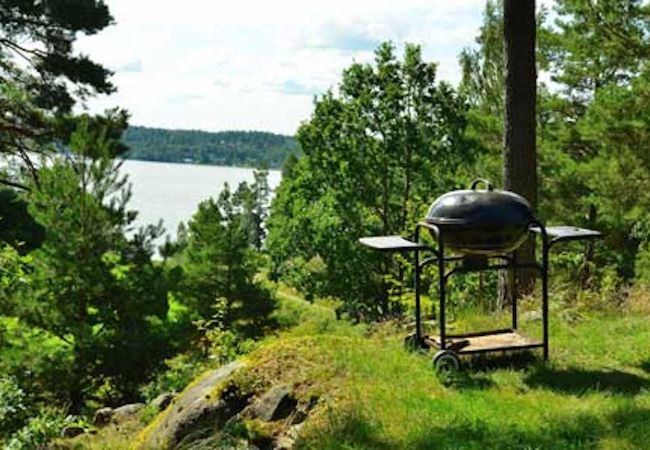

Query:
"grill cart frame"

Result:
[[360, 222, 602, 370]]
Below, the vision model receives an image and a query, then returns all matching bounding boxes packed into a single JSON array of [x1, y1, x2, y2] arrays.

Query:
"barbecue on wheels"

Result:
[[432, 350, 461, 374]]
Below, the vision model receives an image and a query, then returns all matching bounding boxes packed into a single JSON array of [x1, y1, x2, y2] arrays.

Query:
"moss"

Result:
[[132, 367, 230, 450], [62, 296, 650, 450], [243, 419, 284, 448]]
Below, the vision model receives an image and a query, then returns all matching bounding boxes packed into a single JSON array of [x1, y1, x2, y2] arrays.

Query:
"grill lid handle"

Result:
[[470, 178, 493, 191]]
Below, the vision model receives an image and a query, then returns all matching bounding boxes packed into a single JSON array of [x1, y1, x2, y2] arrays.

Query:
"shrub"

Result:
[[140, 353, 207, 403], [0, 377, 29, 439], [4, 409, 71, 450]]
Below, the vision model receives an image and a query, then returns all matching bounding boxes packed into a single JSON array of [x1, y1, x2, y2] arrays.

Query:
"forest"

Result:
[[122, 127, 298, 169], [2, 0, 650, 449]]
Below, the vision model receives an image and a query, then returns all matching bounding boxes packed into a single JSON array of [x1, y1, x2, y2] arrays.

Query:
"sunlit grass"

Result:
[[294, 310, 650, 450], [54, 288, 650, 449]]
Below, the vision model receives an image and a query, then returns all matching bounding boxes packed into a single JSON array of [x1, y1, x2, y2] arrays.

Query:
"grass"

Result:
[[52, 287, 650, 449], [289, 309, 650, 450], [51, 411, 153, 450]]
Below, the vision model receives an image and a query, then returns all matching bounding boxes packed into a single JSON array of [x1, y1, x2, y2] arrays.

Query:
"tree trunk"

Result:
[[499, 0, 537, 305]]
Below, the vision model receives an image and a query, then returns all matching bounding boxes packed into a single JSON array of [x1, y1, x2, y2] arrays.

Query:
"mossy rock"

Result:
[[134, 361, 246, 449]]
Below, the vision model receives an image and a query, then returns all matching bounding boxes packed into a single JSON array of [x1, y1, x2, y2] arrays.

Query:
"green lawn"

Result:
[[270, 306, 650, 450], [57, 291, 650, 450]]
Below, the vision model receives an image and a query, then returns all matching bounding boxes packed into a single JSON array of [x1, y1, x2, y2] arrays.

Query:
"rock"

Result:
[[151, 392, 175, 411], [93, 407, 114, 426], [247, 385, 297, 422], [112, 403, 145, 424], [61, 425, 85, 438], [135, 361, 246, 449]]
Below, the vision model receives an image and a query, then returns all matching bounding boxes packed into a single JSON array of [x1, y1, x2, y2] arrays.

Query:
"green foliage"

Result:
[[122, 126, 297, 169], [4, 408, 72, 450], [0, 317, 74, 411], [455, 0, 650, 293], [267, 42, 479, 319], [230, 168, 272, 252], [0, 188, 44, 253], [0, 0, 119, 187], [0, 377, 29, 440], [0, 245, 30, 303], [548, 0, 650, 98], [634, 243, 650, 284], [140, 353, 207, 403], [536, 1, 650, 284], [2, 120, 175, 410], [177, 179, 276, 337]]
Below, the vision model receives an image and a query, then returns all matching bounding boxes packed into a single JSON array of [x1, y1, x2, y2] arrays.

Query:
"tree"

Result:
[[548, 0, 650, 101], [235, 168, 271, 251], [460, 0, 505, 118], [267, 42, 477, 319], [535, 0, 650, 286], [459, 0, 507, 189], [179, 183, 276, 337], [7, 121, 172, 411], [0, 0, 117, 188], [0, 188, 44, 253], [500, 0, 538, 302], [122, 127, 297, 169]]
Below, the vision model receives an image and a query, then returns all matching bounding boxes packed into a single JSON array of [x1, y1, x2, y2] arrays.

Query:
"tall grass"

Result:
[[294, 310, 650, 450], [53, 288, 650, 449]]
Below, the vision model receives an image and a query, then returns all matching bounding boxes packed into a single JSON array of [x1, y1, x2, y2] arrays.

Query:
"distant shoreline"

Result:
[[122, 155, 285, 171], [122, 126, 298, 170], [120, 157, 283, 173]]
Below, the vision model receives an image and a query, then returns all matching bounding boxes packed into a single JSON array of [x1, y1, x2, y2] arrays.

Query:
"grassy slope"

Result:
[[293, 316, 650, 450], [59, 290, 650, 449], [265, 292, 650, 450]]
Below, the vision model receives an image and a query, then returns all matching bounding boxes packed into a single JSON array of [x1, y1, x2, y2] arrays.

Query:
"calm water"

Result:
[[121, 160, 282, 240]]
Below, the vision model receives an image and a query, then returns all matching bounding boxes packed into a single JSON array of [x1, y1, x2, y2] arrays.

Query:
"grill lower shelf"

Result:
[[425, 331, 543, 354]]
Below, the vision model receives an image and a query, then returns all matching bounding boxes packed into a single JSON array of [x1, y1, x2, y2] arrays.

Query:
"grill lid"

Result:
[[425, 179, 533, 227], [424, 179, 536, 255]]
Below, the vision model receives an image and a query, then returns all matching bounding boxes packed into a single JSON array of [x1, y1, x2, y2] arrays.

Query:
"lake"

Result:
[[121, 159, 282, 240]]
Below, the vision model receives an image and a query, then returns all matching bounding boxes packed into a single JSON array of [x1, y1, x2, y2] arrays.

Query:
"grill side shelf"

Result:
[[531, 225, 602, 246], [359, 235, 429, 252]]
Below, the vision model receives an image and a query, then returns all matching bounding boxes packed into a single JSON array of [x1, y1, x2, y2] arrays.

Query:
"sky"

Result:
[[75, 0, 511, 135]]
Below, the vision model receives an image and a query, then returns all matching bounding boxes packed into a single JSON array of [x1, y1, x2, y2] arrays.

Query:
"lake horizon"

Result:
[[121, 159, 282, 242]]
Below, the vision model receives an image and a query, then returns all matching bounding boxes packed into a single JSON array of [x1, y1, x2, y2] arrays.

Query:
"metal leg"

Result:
[[542, 240, 550, 361], [512, 252, 518, 330], [438, 237, 446, 350], [414, 238, 422, 345]]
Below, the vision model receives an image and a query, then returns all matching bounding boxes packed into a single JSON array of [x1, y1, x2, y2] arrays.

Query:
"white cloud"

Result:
[[76, 0, 497, 135]]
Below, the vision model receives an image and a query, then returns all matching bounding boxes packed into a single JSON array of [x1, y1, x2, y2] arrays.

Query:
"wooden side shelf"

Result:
[[425, 331, 542, 355]]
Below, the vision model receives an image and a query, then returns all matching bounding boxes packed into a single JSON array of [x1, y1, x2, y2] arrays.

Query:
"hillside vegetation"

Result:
[[122, 127, 298, 169], [59, 291, 650, 450], [5, 1, 650, 448]]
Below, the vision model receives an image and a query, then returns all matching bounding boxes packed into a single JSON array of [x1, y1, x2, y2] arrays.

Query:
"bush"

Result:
[[4, 409, 72, 450], [0, 377, 29, 439], [140, 353, 207, 403]]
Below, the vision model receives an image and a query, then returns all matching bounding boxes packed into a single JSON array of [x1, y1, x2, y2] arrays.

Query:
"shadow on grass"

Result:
[[436, 352, 536, 391], [301, 410, 395, 450], [639, 359, 650, 374], [312, 404, 650, 450], [524, 366, 650, 395], [411, 411, 603, 450], [465, 350, 539, 371], [411, 407, 650, 450]]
